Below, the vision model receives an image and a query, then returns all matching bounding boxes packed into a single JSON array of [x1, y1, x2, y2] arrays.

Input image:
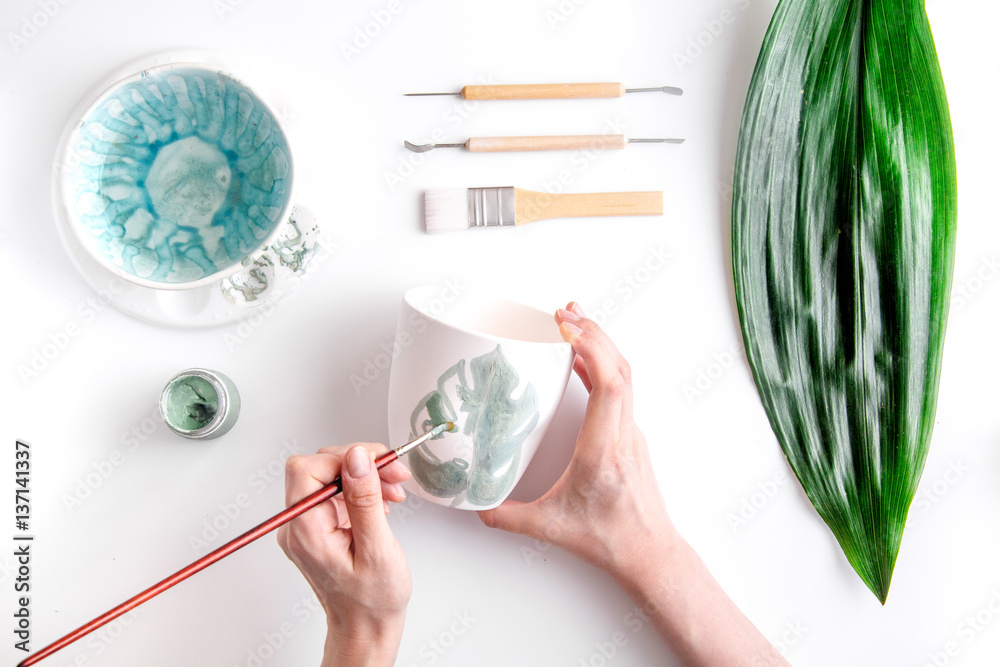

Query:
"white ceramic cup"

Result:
[[388, 286, 573, 510]]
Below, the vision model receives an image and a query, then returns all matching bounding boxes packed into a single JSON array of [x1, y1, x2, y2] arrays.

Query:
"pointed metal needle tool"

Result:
[[16, 422, 455, 667], [405, 82, 683, 100], [627, 138, 686, 144], [404, 136, 685, 153], [625, 86, 684, 95]]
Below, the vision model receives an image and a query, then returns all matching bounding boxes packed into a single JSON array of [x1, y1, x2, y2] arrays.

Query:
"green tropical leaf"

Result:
[[732, 0, 957, 602]]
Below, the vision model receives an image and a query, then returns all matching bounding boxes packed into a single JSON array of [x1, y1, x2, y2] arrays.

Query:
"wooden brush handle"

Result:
[[514, 189, 663, 225], [460, 82, 625, 100], [466, 134, 628, 153]]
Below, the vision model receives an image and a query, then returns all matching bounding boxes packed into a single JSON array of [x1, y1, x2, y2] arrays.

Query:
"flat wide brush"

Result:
[[424, 187, 663, 233], [17, 423, 454, 667]]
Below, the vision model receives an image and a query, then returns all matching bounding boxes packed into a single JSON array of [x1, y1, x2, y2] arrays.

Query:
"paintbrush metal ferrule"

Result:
[[394, 421, 454, 457], [468, 186, 516, 228]]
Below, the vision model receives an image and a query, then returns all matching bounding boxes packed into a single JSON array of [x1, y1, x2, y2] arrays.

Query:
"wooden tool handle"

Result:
[[514, 189, 664, 225], [460, 82, 625, 100], [466, 134, 628, 153]]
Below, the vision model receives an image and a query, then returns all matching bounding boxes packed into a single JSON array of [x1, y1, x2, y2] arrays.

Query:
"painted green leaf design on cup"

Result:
[[732, 1, 957, 602], [408, 345, 539, 507], [408, 392, 469, 498]]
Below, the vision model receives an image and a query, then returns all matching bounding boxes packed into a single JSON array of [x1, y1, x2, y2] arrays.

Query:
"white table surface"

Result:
[[2, 0, 997, 665]]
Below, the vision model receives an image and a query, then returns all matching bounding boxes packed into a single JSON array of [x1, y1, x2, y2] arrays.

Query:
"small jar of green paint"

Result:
[[159, 369, 240, 439]]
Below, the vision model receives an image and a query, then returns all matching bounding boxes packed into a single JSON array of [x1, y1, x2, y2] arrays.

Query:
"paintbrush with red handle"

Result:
[[18, 422, 453, 667]]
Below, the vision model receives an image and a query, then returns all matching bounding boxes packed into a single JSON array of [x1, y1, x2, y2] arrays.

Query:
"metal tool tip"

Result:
[[404, 140, 433, 153], [628, 138, 687, 145], [625, 85, 684, 96]]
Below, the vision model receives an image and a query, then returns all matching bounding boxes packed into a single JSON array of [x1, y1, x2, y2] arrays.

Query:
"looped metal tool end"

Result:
[[404, 141, 465, 153]]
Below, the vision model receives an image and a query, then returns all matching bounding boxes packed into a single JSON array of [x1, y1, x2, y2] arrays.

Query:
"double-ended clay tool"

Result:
[[404, 134, 684, 154], [406, 82, 683, 100], [424, 187, 663, 233], [17, 422, 455, 667]]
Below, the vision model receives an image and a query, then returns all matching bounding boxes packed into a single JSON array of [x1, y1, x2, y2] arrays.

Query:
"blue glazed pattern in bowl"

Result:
[[61, 63, 293, 289]]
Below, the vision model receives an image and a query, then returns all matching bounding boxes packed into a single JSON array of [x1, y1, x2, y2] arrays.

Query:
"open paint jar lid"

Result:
[[159, 368, 241, 439]]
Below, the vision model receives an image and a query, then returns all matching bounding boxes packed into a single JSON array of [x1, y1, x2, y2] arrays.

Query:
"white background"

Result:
[[2, 0, 998, 665]]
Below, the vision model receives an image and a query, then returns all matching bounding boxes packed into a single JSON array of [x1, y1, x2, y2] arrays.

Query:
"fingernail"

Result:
[[394, 483, 406, 499], [570, 302, 585, 317], [556, 308, 581, 322], [560, 321, 583, 340], [347, 446, 373, 478]]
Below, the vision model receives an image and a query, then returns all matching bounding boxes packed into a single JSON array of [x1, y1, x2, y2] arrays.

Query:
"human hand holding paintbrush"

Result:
[[278, 444, 413, 667]]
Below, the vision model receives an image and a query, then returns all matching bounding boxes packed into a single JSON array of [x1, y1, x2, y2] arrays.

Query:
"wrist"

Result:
[[609, 523, 688, 593], [322, 613, 407, 667]]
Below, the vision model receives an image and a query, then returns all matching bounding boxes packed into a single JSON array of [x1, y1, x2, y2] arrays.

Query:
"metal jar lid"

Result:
[[159, 368, 241, 439]]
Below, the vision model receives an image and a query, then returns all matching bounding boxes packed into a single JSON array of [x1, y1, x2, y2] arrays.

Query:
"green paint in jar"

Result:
[[159, 369, 240, 439]]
